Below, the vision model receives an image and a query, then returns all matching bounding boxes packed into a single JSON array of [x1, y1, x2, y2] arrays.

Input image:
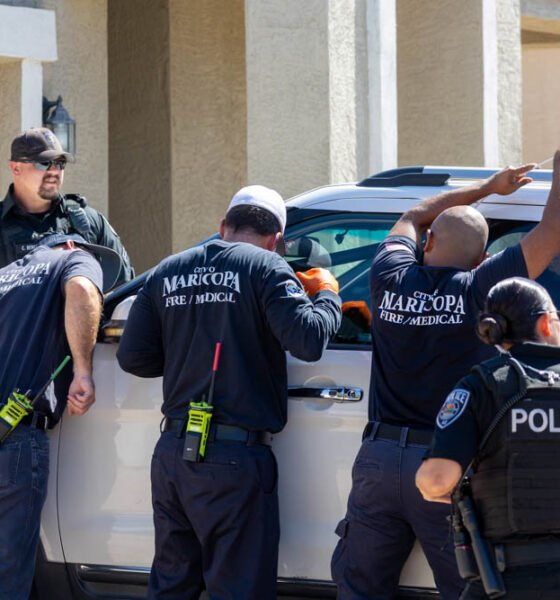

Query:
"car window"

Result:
[[487, 221, 560, 307], [284, 214, 399, 347]]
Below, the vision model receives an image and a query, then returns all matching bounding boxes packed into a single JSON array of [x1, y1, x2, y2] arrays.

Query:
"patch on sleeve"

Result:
[[436, 389, 470, 430], [284, 280, 305, 298]]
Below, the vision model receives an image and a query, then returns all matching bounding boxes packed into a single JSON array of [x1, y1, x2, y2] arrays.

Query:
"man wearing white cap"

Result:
[[118, 185, 342, 600]]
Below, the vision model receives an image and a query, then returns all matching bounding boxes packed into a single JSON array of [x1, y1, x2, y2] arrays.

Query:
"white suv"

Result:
[[36, 166, 555, 600]]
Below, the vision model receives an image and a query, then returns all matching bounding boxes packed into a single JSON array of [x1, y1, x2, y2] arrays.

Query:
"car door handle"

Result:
[[288, 386, 363, 402]]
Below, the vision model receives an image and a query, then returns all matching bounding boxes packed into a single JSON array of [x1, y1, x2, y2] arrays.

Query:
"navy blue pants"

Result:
[[331, 427, 464, 600], [0, 426, 49, 600], [148, 431, 280, 600]]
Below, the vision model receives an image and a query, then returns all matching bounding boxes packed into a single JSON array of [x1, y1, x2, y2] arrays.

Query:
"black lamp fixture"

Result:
[[42, 95, 76, 155]]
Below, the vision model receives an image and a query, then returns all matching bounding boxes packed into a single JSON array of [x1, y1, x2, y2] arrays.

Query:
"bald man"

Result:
[[331, 159, 560, 600]]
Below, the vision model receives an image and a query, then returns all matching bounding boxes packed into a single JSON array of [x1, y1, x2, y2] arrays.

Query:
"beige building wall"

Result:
[[0, 59, 22, 191], [108, 0, 172, 274], [497, 0, 522, 165], [42, 0, 108, 214], [245, 0, 364, 198], [397, 0, 521, 167], [521, 4, 560, 164], [169, 0, 246, 256], [109, 0, 247, 273], [522, 44, 560, 164]]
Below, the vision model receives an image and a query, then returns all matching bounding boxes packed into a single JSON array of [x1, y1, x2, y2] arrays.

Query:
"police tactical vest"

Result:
[[0, 194, 95, 266], [64, 196, 95, 242], [470, 355, 560, 542]]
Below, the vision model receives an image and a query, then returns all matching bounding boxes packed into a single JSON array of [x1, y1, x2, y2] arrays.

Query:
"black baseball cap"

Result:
[[10, 128, 73, 162], [38, 233, 123, 293]]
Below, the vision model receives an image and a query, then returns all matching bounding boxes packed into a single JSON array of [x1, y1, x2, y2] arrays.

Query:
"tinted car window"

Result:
[[487, 221, 560, 308], [284, 214, 399, 346]]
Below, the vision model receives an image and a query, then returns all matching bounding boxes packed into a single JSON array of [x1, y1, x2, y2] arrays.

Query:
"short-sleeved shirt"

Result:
[[427, 342, 560, 469], [0, 245, 102, 424], [117, 239, 342, 432], [369, 235, 527, 428]]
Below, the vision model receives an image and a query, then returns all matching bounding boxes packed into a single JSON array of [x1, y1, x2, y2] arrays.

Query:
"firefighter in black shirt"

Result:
[[417, 277, 560, 599], [118, 185, 342, 600]]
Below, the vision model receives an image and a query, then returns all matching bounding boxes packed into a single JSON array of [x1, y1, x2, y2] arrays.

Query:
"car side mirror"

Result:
[[100, 295, 137, 343]]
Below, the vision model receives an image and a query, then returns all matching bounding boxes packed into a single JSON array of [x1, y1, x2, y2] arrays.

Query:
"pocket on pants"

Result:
[[331, 518, 349, 583], [255, 449, 278, 495], [352, 441, 384, 484], [30, 435, 49, 494], [0, 443, 21, 489]]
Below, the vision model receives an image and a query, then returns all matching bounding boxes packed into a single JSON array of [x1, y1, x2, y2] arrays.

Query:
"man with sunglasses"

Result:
[[0, 128, 133, 289]]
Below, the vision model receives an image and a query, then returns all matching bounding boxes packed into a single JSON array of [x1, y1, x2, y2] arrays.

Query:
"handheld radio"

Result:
[[0, 355, 71, 444], [183, 343, 221, 462]]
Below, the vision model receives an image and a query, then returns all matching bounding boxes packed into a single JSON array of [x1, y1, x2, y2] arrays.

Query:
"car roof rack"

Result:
[[357, 165, 552, 188]]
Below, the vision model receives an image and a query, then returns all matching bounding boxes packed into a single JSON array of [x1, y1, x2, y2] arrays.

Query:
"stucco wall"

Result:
[[108, 0, 172, 274], [41, 0, 108, 214], [397, 0, 487, 166], [246, 0, 363, 196], [246, 0, 331, 196], [497, 0, 522, 165], [522, 0, 560, 23], [522, 44, 560, 164], [169, 0, 246, 255], [0, 59, 22, 191]]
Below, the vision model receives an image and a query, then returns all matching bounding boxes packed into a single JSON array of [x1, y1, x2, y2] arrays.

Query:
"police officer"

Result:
[[331, 152, 560, 600], [117, 185, 342, 600], [0, 128, 133, 287], [417, 277, 560, 599], [0, 232, 122, 600]]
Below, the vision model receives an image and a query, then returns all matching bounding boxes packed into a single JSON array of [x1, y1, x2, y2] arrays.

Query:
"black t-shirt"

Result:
[[369, 235, 527, 428], [117, 239, 342, 432], [0, 246, 102, 424], [428, 343, 560, 469]]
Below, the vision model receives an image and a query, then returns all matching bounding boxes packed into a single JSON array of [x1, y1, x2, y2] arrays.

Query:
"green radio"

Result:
[[0, 356, 71, 444], [183, 343, 221, 463]]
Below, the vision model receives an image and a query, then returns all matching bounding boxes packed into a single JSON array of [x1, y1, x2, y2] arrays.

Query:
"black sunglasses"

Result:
[[18, 158, 67, 171]]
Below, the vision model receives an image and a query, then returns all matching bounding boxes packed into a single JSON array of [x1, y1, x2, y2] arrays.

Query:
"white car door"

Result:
[[275, 212, 436, 589]]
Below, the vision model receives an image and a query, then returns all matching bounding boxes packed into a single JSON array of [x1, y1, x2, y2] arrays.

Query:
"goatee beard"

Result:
[[38, 187, 59, 201]]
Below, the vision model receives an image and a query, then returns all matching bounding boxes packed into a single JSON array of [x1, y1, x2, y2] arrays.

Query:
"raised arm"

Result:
[[64, 276, 102, 416], [391, 164, 536, 248], [521, 150, 560, 279]]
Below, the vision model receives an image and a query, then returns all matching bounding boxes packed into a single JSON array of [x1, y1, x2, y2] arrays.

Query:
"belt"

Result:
[[495, 540, 560, 569], [20, 413, 49, 431], [162, 418, 272, 446], [363, 421, 433, 445]]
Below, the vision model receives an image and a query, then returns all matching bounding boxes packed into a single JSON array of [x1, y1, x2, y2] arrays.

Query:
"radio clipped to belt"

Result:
[[0, 355, 71, 444], [183, 343, 221, 463]]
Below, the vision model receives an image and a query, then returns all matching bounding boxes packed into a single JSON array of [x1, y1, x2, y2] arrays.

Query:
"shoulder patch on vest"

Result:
[[436, 389, 470, 430]]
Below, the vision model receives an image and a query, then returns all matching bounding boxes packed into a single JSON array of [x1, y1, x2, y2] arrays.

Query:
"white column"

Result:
[[367, 0, 397, 172], [20, 59, 43, 130], [0, 6, 57, 61], [0, 6, 56, 191]]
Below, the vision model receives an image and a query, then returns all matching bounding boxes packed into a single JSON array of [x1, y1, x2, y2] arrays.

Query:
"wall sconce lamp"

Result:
[[42, 96, 76, 155]]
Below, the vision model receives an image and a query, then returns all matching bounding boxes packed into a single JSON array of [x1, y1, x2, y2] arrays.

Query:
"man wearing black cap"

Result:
[[0, 232, 122, 600], [0, 127, 133, 289], [118, 185, 342, 600]]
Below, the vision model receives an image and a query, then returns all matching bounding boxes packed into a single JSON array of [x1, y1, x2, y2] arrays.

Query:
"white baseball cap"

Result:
[[227, 185, 286, 233]]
